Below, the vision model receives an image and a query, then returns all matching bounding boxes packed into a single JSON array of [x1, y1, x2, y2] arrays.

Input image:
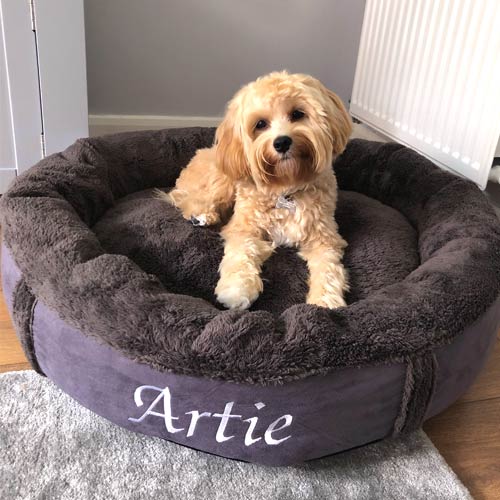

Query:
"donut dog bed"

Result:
[[2, 128, 500, 466]]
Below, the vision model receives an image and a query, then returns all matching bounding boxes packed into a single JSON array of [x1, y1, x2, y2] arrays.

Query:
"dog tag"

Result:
[[276, 194, 296, 213]]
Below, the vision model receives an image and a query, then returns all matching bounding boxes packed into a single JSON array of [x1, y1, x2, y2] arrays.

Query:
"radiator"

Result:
[[350, 0, 500, 189]]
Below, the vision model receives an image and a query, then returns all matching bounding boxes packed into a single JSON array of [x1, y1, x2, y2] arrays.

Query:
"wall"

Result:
[[84, 0, 366, 118]]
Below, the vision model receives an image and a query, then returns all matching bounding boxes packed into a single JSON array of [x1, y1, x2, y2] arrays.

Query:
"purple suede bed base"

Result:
[[2, 244, 499, 466]]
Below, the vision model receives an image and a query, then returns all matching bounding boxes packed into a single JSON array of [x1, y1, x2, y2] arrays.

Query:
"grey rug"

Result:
[[0, 371, 471, 500]]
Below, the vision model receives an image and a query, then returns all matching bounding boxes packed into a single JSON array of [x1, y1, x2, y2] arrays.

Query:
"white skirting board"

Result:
[[88, 114, 222, 137]]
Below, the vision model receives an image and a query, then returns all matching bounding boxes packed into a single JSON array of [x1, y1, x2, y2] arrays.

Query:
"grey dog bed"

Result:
[[2, 127, 500, 465]]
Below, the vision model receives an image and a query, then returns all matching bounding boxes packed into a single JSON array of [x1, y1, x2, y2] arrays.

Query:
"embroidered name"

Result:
[[128, 385, 293, 446]]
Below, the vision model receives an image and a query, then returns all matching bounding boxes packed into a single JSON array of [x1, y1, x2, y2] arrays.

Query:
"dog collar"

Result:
[[276, 194, 296, 213]]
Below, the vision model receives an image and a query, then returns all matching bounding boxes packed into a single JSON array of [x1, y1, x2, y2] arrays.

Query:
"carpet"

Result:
[[0, 371, 471, 500]]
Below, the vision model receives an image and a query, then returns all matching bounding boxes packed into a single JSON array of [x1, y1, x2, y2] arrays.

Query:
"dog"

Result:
[[163, 71, 352, 310]]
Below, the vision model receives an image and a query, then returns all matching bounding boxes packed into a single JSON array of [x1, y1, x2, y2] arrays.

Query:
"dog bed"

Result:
[[2, 128, 500, 466]]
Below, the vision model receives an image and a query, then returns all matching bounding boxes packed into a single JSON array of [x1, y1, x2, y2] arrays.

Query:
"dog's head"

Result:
[[215, 71, 352, 188]]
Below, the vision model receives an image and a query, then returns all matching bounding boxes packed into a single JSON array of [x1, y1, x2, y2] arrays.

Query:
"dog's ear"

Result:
[[215, 100, 249, 180], [323, 88, 353, 156]]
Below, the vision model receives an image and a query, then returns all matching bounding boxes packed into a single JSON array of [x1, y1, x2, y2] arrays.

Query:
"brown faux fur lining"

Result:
[[1, 128, 500, 384]]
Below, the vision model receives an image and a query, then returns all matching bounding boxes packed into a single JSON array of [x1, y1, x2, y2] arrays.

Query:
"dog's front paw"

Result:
[[189, 212, 220, 226], [307, 292, 346, 309], [215, 275, 263, 310]]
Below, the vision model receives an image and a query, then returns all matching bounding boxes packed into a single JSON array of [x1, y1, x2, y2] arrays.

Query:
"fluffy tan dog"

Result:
[[165, 71, 352, 310]]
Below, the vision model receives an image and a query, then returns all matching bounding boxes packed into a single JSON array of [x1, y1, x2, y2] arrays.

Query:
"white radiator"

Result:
[[350, 0, 500, 189]]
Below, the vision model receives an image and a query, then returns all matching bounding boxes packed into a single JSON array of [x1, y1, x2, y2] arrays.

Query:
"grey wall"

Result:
[[84, 0, 366, 117]]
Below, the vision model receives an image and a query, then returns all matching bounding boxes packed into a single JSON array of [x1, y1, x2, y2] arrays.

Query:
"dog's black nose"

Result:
[[273, 135, 292, 153]]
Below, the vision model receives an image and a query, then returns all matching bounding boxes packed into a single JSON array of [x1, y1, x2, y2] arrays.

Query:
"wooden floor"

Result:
[[0, 283, 498, 499], [424, 334, 500, 500]]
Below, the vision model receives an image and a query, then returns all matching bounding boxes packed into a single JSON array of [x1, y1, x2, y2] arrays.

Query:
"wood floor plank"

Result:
[[459, 335, 500, 403], [0, 283, 28, 368], [0, 362, 31, 373], [424, 397, 500, 500], [0, 330, 27, 367]]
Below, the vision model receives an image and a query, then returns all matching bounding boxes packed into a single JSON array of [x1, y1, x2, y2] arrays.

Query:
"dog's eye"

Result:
[[290, 109, 305, 121], [255, 119, 268, 130]]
